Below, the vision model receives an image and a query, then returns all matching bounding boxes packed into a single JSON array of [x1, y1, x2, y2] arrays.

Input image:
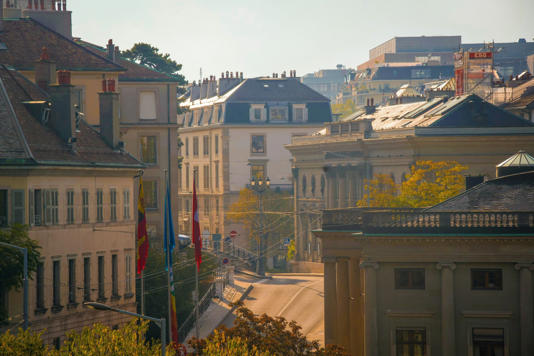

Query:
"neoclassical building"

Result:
[[286, 94, 534, 262], [315, 155, 534, 356]]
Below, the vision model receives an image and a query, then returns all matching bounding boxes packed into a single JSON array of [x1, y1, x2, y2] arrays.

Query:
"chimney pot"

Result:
[[102, 79, 107, 92], [221, 72, 224, 79], [57, 70, 71, 85], [240, 72, 243, 79], [230, 72, 234, 78], [39, 46, 50, 61], [107, 79, 116, 92], [226, 71, 229, 78]]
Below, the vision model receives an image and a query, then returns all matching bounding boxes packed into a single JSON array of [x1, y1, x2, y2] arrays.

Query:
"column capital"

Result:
[[436, 262, 456, 271], [322, 256, 337, 263], [360, 261, 379, 270], [514, 263, 534, 271], [336, 256, 351, 262]]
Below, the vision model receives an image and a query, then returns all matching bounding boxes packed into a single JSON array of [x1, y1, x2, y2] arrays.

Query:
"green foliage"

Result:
[[122, 43, 186, 84], [287, 240, 296, 261], [331, 99, 358, 118], [202, 329, 270, 356], [0, 328, 48, 356], [189, 303, 347, 355], [227, 188, 293, 254], [357, 160, 468, 208], [0, 225, 41, 323]]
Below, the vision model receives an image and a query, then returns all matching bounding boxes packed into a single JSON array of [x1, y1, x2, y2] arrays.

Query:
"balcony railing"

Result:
[[322, 208, 534, 234]]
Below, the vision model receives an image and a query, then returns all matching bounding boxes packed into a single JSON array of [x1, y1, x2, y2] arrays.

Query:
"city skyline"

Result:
[[70, 0, 534, 82]]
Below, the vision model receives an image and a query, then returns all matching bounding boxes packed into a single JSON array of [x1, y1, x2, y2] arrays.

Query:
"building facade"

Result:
[[301, 65, 353, 102], [178, 72, 332, 249], [316, 158, 534, 356], [286, 94, 534, 262], [0, 64, 143, 343]]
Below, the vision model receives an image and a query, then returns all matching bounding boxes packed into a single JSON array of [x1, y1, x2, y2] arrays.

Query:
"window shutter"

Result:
[[11, 190, 25, 225], [44, 190, 51, 225], [29, 189, 34, 226]]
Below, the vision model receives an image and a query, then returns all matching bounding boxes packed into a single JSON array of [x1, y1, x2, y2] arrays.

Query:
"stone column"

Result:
[[338, 169, 346, 208], [336, 257, 351, 350], [349, 257, 364, 356], [437, 262, 456, 356], [515, 263, 534, 356], [327, 170, 335, 209], [361, 261, 379, 356], [324, 256, 338, 345]]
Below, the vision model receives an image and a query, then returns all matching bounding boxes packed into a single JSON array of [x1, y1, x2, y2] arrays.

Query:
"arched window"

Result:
[[320, 175, 326, 197], [311, 175, 316, 196], [302, 175, 307, 196]]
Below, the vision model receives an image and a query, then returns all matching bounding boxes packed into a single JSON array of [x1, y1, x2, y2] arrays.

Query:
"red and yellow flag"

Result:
[[137, 177, 149, 274]]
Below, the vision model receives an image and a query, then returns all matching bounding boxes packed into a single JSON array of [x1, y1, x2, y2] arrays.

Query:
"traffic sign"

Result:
[[283, 238, 291, 247], [222, 257, 229, 265], [229, 230, 238, 238], [212, 233, 222, 242]]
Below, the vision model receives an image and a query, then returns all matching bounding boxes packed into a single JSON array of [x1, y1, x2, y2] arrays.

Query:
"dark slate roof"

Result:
[[0, 19, 124, 72], [0, 65, 142, 168], [370, 65, 454, 81], [226, 78, 330, 103], [74, 39, 179, 82], [427, 170, 534, 212]]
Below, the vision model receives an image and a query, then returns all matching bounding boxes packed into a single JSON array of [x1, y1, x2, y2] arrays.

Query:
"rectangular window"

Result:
[[140, 136, 157, 164], [185, 137, 189, 157], [185, 164, 190, 191], [123, 190, 130, 220], [0, 190, 7, 227], [193, 137, 199, 156], [214, 135, 219, 155], [215, 163, 219, 189], [67, 190, 74, 224], [471, 269, 503, 290], [11, 190, 25, 225], [82, 189, 89, 223], [203, 135, 209, 155], [250, 105, 265, 122], [53, 260, 61, 307], [472, 328, 504, 356], [144, 181, 158, 210], [396, 329, 426, 356], [45, 189, 58, 225], [36, 262, 44, 309], [251, 135, 265, 154], [83, 257, 90, 301], [254, 108, 262, 121], [185, 199, 190, 212], [294, 107, 305, 122], [203, 165, 210, 189], [110, 189, 117, 222], [139, 91, 157, 120], [68, 259, 76, 304], [204, 198, 210, 216], [31, 189, 42, 226], [125, 254, 132, 295], [98, 256, 105, 300], [251, 163, 266, 180], [112, 254, 118, 297], [96, 189, 103, 222], [269, 106, 288, 122], [395, 268, 425, 290]]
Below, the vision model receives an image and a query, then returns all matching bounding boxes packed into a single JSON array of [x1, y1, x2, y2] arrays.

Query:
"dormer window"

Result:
[[250, 104, 266, 123], [269, 106, 288, 122], [293, 104, 308, 123]]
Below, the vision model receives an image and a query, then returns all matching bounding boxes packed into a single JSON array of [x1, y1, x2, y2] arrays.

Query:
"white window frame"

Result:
[[139, 90, 157, 120], [269, 106, 288, 122], [250, 104, 266, 122], [293, 104, 308, 123]]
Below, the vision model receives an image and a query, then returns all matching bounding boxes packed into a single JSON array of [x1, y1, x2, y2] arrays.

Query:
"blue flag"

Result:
[[163, 184, 175, 270]]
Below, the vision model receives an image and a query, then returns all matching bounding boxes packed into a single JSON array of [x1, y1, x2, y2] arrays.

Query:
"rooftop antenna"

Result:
[[199, 67, 202, 86]]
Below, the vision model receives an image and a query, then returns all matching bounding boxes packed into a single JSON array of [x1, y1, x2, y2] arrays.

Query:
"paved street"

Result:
[[222, 274, 325, 345]]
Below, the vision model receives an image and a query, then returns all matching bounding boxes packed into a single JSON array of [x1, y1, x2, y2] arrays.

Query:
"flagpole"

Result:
[[195, 263, 200, 340], [141, 271, 145, 315]]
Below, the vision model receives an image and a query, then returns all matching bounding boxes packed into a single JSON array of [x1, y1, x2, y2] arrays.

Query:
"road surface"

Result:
[[222, 274, 325, 345]]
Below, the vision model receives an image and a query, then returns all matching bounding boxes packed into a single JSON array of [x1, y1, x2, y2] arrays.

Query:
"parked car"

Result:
[[178, 234, 191, 249]]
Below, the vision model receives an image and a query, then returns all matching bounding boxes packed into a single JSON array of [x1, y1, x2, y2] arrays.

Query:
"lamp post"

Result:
[[0, 241, 28, 330], [249, 176, 270, 276], [84, 302, 166, 356]]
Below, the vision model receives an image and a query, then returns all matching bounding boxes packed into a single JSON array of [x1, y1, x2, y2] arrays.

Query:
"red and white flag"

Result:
[[192, 177, 202, 270]]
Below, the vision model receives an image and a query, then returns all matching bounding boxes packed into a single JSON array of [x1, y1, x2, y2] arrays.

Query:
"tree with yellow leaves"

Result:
[[331, 99, 358, 119], [357, 160, 468, 208]]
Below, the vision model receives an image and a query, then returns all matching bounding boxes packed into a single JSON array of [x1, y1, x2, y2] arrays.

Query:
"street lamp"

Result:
[[249, 176, 270, 275], [0, 241, 28, 330], [84, 302, 166, 356]]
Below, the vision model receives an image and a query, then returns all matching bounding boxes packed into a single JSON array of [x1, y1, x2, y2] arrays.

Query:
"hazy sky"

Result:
[[70, 0, 534, 82]]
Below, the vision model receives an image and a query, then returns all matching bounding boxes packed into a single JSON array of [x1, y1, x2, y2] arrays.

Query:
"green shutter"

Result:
[[28, 189, 34, 226], [11, 190, 25, 225]]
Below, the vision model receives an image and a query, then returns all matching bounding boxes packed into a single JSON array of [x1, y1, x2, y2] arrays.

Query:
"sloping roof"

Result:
[[501, 86, 534, 110], [350, 94, 534, 131], [226, 78, 330, 103], [0, 19, 124, 72], [0, 65, 142, 168], [427, 170, 534, 211], [497, 150, 534, 167], [74, 39, 179, 82]]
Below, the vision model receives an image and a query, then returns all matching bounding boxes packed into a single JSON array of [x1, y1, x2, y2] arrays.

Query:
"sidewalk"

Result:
[[184, 271, 260, 343]]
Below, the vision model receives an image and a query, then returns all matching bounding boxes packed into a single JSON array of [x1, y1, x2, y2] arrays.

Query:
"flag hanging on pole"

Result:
[[192, 176, 202, 271], [164, 184, 179, 344], [137, 177, 149, 275]]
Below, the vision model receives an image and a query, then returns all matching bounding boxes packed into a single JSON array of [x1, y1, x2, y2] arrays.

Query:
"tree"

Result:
[[201, 330, 269, 356], [189, 303, 346, 355], [0, 225, 41, 324], [227, 188, 293, 264], [331, 99, 358, 119], [357, 160, 468, 208], [122, 43, 186, 84]]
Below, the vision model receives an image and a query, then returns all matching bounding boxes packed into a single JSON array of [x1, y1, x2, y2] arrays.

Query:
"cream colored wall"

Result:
[[0, 170, 136, 342], [20, 71, 121, 126]]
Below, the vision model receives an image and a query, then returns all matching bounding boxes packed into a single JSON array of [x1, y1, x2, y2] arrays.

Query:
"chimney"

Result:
[[190, 81, 200, 101], [22, 0, 72, 38], [114, 46, 120, 61], [465, 175, 484, 190], [107, 39, 115, 62], [99, 81, 121, 149], [365, 98, 376, 114], [206, 75, 217, 98], [200, 78, 208, 99], [47, 70, 76, 143], [34, 46, 56, 90]]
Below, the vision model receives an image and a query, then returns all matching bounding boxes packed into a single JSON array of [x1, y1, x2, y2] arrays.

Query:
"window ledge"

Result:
[[51, 305, 63, 314], [97, 297, 107, 303], [111, 295, 121, 302], [67, 302, 79, 310], [124, 292, 134, 299], [34, 307, 47, 315]]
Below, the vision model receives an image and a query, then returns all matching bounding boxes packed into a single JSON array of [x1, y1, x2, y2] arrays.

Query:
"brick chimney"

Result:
[[190, 81, 200, 101], [47, 70, 76, 143], [365, 98, 376, 114], [200, 78, 208, 99], [34, 46, 56, 90], [99, 80, 121, 149], [206, 75, 217, 98], [218, 70, 243, 96], [106, 39, 115, 62]]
